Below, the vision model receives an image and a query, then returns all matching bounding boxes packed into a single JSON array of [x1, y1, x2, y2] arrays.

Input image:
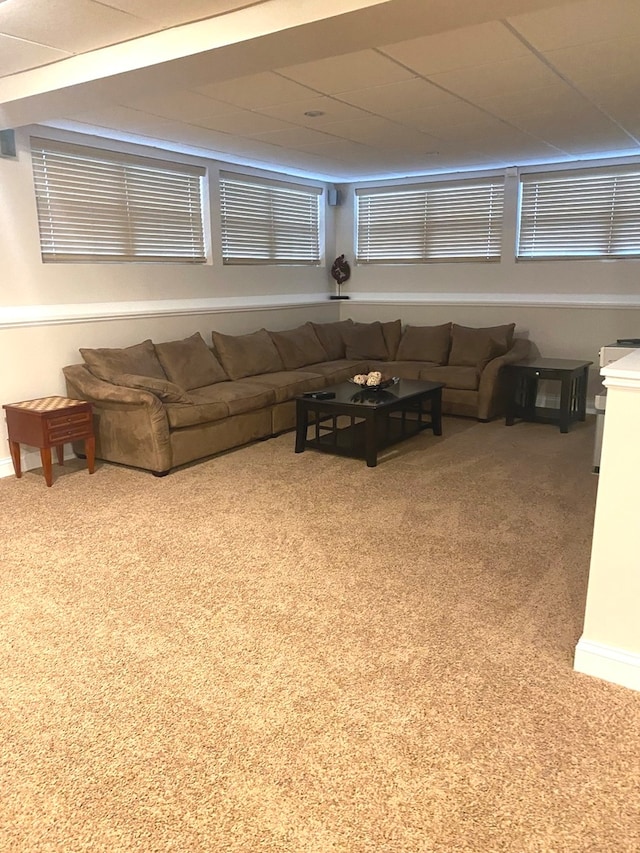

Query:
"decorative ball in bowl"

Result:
[[349, 372, 400, 391]]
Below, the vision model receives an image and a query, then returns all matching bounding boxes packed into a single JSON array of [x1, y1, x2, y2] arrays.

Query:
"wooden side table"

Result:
[[3, 396, 95, 487], [504, 358, 593, 433]]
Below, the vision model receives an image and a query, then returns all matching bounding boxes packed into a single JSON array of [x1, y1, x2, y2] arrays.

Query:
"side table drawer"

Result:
[[47, 424, 92, 443], [47, 411, 91, 430], [516, 367, 559, 381]]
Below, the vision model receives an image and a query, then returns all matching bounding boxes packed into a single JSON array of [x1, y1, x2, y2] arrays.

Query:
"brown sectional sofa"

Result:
[[63, 319, 532, 475]]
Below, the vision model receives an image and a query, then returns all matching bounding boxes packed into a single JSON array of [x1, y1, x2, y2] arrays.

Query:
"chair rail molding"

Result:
[[347, 292, 640, 309], [0, 294, 331, 329]]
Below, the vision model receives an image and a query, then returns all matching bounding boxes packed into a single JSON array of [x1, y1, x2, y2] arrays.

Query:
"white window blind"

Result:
[[518, 165, 640, 259], [30, 137, 206, 263], [219, 173, 321, 265], [356, 178, 504, 263]]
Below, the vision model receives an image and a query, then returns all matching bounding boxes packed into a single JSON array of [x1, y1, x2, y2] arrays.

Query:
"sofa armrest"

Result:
[[63, 364, 173, 473], [477, 338, 533, 420]]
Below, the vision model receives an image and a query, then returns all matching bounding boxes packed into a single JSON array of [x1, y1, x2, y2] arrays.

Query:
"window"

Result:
[[356, 178, 504, 263], [518, 165, 640, 259], [219, 173, 321, 264], [30, 138, 206, 263]]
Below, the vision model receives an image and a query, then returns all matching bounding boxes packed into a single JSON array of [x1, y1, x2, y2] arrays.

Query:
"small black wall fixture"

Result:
[[330, 254, 351, 300]]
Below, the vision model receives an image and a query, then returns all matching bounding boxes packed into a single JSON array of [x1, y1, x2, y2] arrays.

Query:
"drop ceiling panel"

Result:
[[0, 0, 151, 53], [100, 0, 262, 28], [543, 36, 640, 83], [127, 90, 238, 121], [476, 83, 592, 121], [428, 54, 561, 101], [0, 35, 69, 76], [316, 115, 440, 151], [248, 126, 340, 148], [380, 21, 529, 76], [194, 72, 316, 109], [507, 0, 640, 51], [278, 49, 415, 94], [336, 78, 455, 115], [390, 100, 491, 134], [195, 110, 296, 135], [544, 129, 640, 155], [257, 96, 372, 127], [431, 118, 542, 147]]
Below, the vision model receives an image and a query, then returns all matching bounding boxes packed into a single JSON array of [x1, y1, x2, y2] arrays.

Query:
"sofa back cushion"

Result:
[[311, 320, 353, 360], [212, 328, 284, 380], [154, 332, 227, 390], [448, 323, 516, 368], [269, 323, 328, 369], [111, 373, 193, 403], [80, 339, 167, 382], [381, 319, 402, 360], [343, 321, 389, 360], [395, 324, 451, 365]]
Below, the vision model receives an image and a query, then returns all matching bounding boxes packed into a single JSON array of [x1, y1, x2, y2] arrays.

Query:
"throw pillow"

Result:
[[80, 339, 167, 382], [154, 332, 228, 391], [212, 328, 284, 380], [381, 319, 402, 360], [395, 324, 451, 365], [311, 320, 353, 360], [450, 323, 515, 361], [448, 325, 506, 369], [269, 323, 328, 369], [111, 373, 193, 403], [343, 321, 389, 360]]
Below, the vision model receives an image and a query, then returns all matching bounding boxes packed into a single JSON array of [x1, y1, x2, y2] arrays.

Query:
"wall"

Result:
[[334, 169, 640, 403], [0, 127, 338, 476], [574, 350, 640, 692]]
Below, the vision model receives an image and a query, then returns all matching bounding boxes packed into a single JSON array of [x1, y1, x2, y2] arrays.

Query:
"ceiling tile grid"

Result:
[[2, 0, 640, 180]]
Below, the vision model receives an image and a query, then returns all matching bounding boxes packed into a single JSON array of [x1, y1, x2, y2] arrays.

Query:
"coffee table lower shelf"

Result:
[[303, 414, 431, 463]]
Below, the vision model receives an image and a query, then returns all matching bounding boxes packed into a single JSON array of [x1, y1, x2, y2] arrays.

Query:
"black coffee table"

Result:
[[295, 379, 444, 467]]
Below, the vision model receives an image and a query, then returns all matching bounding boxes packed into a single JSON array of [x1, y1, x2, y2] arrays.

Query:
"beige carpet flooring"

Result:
[[1, 416, 639, 852]]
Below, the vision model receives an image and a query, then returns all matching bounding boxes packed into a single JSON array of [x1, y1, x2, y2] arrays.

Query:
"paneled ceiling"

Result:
[[1, 0, 640, 180]]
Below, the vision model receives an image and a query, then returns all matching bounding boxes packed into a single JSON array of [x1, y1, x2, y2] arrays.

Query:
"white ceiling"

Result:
[[1, 0, 640, 180]]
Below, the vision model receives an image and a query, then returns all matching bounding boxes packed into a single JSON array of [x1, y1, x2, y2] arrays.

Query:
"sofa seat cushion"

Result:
[[188, 380, 276, 416], [304, 359, 369, 383], [369, 360, 439, 380], [80, 339, 167, 382], [420, 365, 480, 391], [396, 324, 451, 365], [155, 332, 227, 390], [269, 324, 327, 369], [165, 398, 230, 429], [311, 320, 353, 360], [212, 329, 284, 380], [247, 371, 325, 403]]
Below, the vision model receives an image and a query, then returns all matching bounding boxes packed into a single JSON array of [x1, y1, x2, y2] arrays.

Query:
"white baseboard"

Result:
[[0, 448, 76, 480], [574, 637, 640, 692]]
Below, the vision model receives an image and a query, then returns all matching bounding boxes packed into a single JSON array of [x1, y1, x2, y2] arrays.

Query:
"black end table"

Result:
[[504, 358, 593, 433]]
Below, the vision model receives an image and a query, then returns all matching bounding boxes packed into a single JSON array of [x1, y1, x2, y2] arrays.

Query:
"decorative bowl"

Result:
[[348, 376, 400, 392]]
